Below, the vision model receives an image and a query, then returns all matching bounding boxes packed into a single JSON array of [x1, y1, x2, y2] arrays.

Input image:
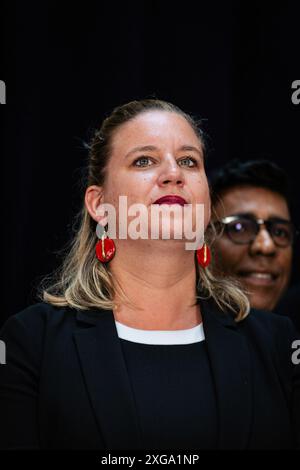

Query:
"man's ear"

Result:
[[85, 185, 105, 223]]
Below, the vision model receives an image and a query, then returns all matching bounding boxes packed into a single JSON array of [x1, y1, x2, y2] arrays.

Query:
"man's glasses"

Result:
[[219, 215, 297, 247]]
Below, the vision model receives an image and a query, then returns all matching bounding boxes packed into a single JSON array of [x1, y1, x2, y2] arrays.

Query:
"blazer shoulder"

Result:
[[0, 302, 79, 343], [240, 307, 300, 346], [0, 302, 80, 370], [246, 307, 297, 330], [8, 302, 74, 327]]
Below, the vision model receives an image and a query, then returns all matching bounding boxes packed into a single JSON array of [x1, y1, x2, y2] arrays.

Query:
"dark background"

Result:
[[1, 1, 299, 326]]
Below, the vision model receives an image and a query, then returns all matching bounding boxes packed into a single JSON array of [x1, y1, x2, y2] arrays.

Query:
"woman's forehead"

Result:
[[110, 110, 202, 156]]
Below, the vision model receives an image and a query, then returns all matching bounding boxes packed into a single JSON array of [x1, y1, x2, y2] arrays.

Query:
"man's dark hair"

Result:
[[209, 159, 291, 209]]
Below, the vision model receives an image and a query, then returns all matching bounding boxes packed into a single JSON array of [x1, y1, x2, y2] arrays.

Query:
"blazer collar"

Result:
[[73, 299, 252, 450]]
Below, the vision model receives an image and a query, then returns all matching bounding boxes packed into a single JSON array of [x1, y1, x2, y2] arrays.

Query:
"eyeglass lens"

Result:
[[226, 218, 293, 246]]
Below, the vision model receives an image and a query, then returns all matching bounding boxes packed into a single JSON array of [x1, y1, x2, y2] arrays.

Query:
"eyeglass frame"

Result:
[[218, 214, 298, 247]]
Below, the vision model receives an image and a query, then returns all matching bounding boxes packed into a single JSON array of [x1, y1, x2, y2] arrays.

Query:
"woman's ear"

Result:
[[85, 185, 105, 223]]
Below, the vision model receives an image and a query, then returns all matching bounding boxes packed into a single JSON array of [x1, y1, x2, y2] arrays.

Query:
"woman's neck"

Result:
[[109, 241, 201, 330]]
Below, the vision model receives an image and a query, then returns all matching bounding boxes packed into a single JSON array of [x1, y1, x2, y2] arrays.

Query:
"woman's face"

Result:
[[100, 110, 211, 245]]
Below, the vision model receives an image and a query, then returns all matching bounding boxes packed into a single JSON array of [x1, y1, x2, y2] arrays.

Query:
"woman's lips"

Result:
[[153, 195, 187, 206]]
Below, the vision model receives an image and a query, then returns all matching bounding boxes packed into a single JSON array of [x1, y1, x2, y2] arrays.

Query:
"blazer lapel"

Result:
[[200, 300, 253, 449], [73, 309, 143, 450]]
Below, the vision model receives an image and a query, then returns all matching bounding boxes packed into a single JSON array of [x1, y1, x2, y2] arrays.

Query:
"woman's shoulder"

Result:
[[5, 302, 74, 326], [0, 302, 80, 343], [208, 297, 298, 338], [0, 304, 66, 372], [245, 307, 297, 330], [0, 302, 92, 369], [238, 307, 300, 347]]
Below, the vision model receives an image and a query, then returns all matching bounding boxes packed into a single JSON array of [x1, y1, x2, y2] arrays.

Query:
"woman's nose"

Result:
[[157, 156, 185, 187]]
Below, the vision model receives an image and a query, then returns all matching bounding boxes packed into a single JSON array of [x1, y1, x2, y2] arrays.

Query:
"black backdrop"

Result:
[[1, 1, 300, 326]]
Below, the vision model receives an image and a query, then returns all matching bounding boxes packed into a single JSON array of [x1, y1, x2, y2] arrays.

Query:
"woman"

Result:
[[0, 99, 299, 450]]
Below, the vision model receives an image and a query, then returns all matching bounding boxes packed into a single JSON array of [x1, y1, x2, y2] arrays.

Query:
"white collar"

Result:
[[115, 320, 205, 345]]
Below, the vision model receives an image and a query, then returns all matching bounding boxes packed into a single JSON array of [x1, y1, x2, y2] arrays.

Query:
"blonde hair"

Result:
[[40, 99, 250, 322]]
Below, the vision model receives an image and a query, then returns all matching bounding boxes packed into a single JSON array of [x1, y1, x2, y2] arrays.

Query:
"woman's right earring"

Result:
[[95, 223, 116, 263]]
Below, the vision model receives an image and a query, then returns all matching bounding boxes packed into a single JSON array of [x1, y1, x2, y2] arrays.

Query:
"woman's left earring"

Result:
[[95, 223, 116, 263], [196, 243, 211, 268]]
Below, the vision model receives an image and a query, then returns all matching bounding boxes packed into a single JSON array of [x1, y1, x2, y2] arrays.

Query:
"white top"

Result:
[[114, 320, 205, 345]]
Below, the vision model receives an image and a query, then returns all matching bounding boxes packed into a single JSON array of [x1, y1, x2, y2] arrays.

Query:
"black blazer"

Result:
[[0, 299, 299, 450], [276, 283, 300, 334]]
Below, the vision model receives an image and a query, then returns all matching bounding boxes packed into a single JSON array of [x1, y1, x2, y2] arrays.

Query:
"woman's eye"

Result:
[[133, 156, 153, 167], [179, 157, 197, 167], [133, 156, 197, 168]]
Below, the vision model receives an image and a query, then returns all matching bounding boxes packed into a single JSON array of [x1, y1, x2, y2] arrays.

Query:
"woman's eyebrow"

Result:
[[125, 145, 158, 159], [125, 144, 203, 159], [178, 145, 203, 156]]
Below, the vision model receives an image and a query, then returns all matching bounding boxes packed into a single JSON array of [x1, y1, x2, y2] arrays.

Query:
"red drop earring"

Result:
[[95, 223, 116, 263], [196, 243, 211, 268]]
